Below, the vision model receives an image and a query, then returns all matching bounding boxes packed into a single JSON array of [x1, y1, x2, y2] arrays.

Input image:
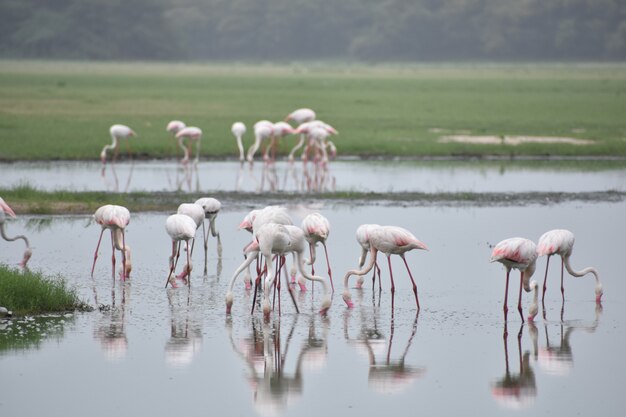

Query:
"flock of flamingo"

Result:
[[100, 108, 338, 167], [1, 107, 603, 321]]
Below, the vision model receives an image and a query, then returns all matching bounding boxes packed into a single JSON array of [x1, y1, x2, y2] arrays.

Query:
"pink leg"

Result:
[[322, 242, 334, 292], [185, 240, 191, 287], [110, 230, 116, 282], [400, 254, 420, 310], [560, 257, 565, 302], [503, 269, 510, 321], [121, 230, 127, 281], [386, 255, 396, 294], [542, 255, 551, 300], [91, 228, 105, 277], [517, 271, 525, 323]]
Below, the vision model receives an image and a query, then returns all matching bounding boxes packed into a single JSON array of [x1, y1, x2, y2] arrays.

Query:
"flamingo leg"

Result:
[[110, 230, 116, 282], [517, 271, 525, 323], [400, 254, 420, 310], [542, 255, 551, 300], [503, 269, 510, 321], [386, 255, 395, 294], [560, 257, 565, 302], [322, 241, 334, 292], [91, 228, 105, 277], [186, 240, 191, 287], [121, 230, 127, 281], [202, 221, 208, 275]]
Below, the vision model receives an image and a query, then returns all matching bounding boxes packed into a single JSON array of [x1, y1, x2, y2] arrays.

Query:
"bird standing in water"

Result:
[[101, 124, 136, 165], [537, 229, 602, 303], [343, 225, 428, 310], [491, 237, 539, 322], [91, 204, 132, 281], [165, 214, 197, 288]]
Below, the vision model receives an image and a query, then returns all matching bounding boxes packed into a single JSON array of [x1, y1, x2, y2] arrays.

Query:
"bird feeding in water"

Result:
[[0, 197, 32, 268], [490, 237, 539, 323], [537, 229, 602, 303], [101, 124, 136, 165], [91, 204, 132, 281]]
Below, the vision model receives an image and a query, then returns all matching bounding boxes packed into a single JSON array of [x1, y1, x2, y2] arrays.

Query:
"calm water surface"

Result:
[[1, 202, 624, 416], [2, 159, 625, 193]]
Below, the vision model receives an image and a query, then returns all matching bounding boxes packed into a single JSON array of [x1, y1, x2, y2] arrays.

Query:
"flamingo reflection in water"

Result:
[[491, 323, 537, 410], [343, 305, 425, 394], [165, 287, 203, 368], [92, 278, 131, 363], [227, 315, 329, 416], [538, 304, 601, 376], [100, 160, 135, 193]]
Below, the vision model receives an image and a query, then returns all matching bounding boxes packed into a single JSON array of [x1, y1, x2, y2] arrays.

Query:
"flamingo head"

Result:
[[595, 283, 603, 303], [19, 247, 33, 268], [342, 290, 354, 309], [225, 291, 234, 314]]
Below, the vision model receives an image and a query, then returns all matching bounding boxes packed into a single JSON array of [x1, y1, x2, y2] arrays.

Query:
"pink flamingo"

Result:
[[231, 122, 247, 163], [301, 212, 334, 291], [490, 237, 539, 322], [285, 108, 316, 124], [101, 124, 136, 164], [165, 213, 197, 288], [342, 225, 428, 309], [293, 120, 338, 163], [173, 203, 205, 283], [354, 224, 382, 290], [246, 120, 274, 163], [175, 126, 202, 165], [537, 229, 602, 303], [91, 205, 132, 281], [244, 223, 331, 319], [166, 120, 186, 157], [0, 197, 32, 268], [264, 122, 296, 162]]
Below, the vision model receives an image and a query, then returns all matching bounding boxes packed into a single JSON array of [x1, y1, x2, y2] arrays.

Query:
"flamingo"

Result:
[[173, 203, 205, 283], [301, 212, 334, 291], [165, 213, 197, 288], [166, 120, 186, 157], [292, 120, 338, 163], [342, 225, 428, 310], [175, 126, 202, 165], [264, 122, 296, 162], [246, 120, 274, 163], [236, 223, 331, 318], [354, 224, 382, 290], [285, 108, 316, 124], [91, 204, 132, 281], [231, 122, 247, 163], [0, 197, 32, 268], [490, 237, 539, 322], [537, 229, 603, 303], [194, 197, 222, 273], [100, 124, 136, 164]]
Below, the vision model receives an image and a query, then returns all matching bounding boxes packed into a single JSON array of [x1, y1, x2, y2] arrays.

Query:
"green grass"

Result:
[[0, 264, 88, 316], [0, 60, 625, 161]]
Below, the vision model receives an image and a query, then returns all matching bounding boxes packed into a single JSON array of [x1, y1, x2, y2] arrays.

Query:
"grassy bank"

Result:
[[0, 61, 625, 161], [0, 265, 88, 316], [1, 185, 624, 215]]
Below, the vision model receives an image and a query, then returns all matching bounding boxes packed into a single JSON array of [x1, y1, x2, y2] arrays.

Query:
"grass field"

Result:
[[1, 60, 625, 161]]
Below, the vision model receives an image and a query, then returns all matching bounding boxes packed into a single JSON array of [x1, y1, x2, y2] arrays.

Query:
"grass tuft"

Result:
[[0, 264, 90, 316]]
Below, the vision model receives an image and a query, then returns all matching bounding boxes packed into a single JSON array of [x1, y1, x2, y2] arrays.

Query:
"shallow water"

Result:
[[1, 201, 624, 417], [3, 159, 625, 193]]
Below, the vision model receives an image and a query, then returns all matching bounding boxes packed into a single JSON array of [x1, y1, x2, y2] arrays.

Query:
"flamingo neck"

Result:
[[178, 137, 190, 162], [343, 247, 377, 291], [236, 136, 244, 161], [0, 223, 30, 248]]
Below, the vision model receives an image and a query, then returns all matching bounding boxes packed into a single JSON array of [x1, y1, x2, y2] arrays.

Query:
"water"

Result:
[[1, 201, 624, 417], [2, 159, 625, 193]]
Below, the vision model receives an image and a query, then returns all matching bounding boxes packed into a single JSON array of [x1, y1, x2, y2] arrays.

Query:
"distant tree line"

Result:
[[1, 0, 624, 61]]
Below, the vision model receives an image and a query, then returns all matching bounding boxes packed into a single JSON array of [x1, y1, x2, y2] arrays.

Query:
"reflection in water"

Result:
[[243, 160, 336, 194], [100, 161, 135, 193], [163, 161, 201, 192], [0, 315, 73, 354], [491, 324, 537, 409], [165, 287, 203, 368], [227, 316, 329, 417], [539, 304, 601, 376], [344, 301, 424, 394], [92, 279, 130, 362]]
